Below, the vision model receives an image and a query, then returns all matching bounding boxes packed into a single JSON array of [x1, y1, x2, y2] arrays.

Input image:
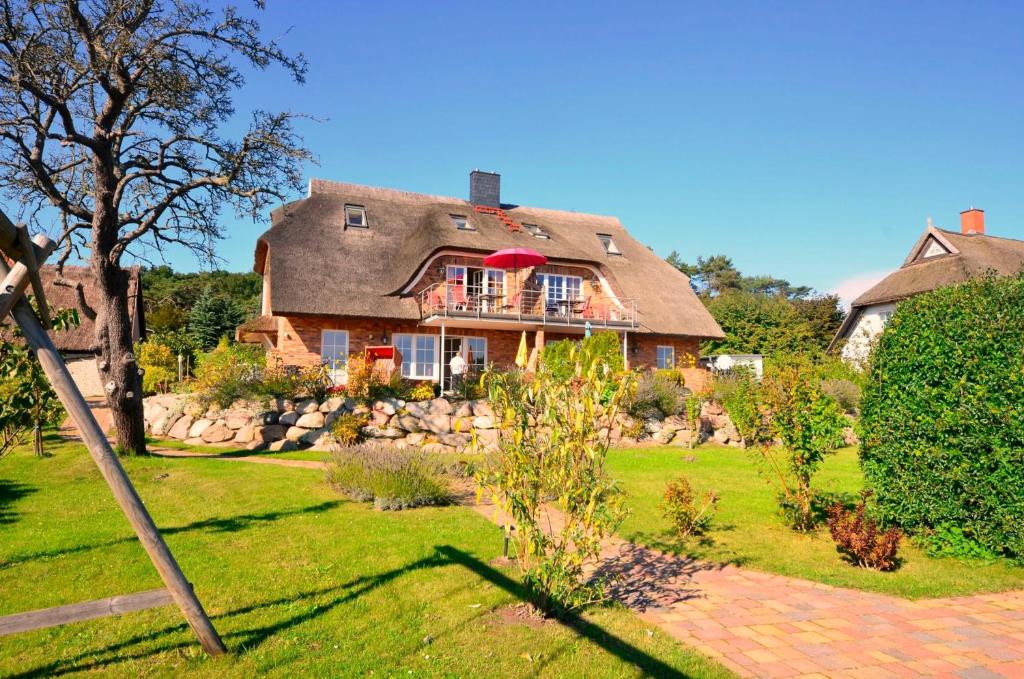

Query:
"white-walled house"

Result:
[[830, 208, 1024, 366]]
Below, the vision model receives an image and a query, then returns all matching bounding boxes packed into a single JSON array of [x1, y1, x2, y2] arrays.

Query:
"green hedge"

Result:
[[859, 274, 1024, 558]]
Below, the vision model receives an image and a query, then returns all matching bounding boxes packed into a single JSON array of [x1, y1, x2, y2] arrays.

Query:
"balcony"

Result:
[[418, 282, 638, 331]]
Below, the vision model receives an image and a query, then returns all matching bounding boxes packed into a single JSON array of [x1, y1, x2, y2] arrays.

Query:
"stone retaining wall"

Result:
[[141, 394, 746, 453]]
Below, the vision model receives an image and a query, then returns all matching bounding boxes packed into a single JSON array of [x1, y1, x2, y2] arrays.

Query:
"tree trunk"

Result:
[[91, 160, 146, 455], [92, 255, 146, 454]]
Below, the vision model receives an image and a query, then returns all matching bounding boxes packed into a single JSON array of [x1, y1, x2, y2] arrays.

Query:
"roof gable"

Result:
[[849, 225, 1024, 310]]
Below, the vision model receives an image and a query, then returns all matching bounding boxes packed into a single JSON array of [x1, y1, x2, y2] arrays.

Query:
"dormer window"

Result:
[[597, 233, 621, 255], [921, 240, 948, 259], [344, 204, 367, 228], [450, 215, 475, 231], [523, 223, 550, 239]]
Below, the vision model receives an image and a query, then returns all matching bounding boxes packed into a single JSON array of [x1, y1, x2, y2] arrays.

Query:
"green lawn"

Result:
[[610, 444, 1024, 599], [1, 438, 728, 678]]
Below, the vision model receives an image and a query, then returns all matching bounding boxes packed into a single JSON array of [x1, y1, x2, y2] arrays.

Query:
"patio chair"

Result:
[[501, 291, 521, 312], [449, 285, 468, 310]]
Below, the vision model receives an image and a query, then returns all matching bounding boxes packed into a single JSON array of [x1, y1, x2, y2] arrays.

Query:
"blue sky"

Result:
[[181, 1, 1024, 305]]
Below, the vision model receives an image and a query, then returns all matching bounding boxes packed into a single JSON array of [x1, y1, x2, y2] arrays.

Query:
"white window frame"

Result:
[[320, 329, 350, 383], [344, 204, 367, 228], [538, 274, 583, 304], [450, 214, 475, 231], [393, 333, 439, 381], [597, 233, 621, 255], [656, 345, 675, 370], [523, 223, 550, 239]]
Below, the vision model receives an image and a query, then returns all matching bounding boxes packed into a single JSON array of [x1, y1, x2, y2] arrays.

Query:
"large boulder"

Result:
[[404, 401, 429, 418], [373, 398, 399, 416], [450, 417, 474, 433], [362, 426, 404, 440], [268, 439, 298, 452], [224, 412, 252, 430], [285, 426, 309, 441], [319, 396, 349, 413], [452, 401, 473, 418], [300, 427, 332, 445], [474, 428, 499, 450], [420, 411, 451, 434], [296, 398, 319, 414], [151, 407, 184, 437], [167, 415, 193, 440], [256, 424, 286, 442], [278, 411, 299, 427], [404, 432, 427, 446], [428, 398, 452, 415], [296, 411, 325, 429], [369, 410, 390, 427], [201, 422, 234, 443], [472, 416, 494, 430], [438, 432, 471, 448], [471, 400, 494, 418], [234, 423, 256, 444], [188, 418, 214, 439], [395, 414, 422, 432]]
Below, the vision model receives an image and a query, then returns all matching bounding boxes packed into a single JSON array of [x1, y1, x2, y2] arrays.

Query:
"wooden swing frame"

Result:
[[0, 212, 226, 656]]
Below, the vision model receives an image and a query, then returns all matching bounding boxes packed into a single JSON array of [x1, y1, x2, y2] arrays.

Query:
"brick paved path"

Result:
[[471, 503, 1024, 678]]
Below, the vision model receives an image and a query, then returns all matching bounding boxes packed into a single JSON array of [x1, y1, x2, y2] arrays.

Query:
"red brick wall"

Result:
[[269, 315, 710, 390], [271, 314, 533, 371]]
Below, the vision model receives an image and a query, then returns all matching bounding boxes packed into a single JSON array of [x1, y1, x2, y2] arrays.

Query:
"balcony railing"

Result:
[[418, 282, 637, 328]]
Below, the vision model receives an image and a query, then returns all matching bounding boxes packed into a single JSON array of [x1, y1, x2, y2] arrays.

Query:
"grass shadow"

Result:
[[0, 500, 342, 569], [0, 479, 37, 526], [9, 555, 446, 678], [436, 545, 694, 678]]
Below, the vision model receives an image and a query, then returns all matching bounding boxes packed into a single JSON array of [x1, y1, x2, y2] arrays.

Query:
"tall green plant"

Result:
[[714, 368, 761, 446], [0, 307, 79, 458], [749, 362, 846, 530], [478, 344, 634, 618]]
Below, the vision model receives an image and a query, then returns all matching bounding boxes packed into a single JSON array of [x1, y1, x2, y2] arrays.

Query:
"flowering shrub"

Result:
[[327, 442, 450, 510], [189, 338, 265, 409], [137, 340, 176, 395], [827, 492, 902, 571], [407, 381, 435, 401], [662, 476, 719, 539], [330, 412, 368, 446]]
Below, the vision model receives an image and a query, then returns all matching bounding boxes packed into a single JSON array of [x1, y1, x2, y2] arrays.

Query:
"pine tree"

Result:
[[189, 289, 245, 351]]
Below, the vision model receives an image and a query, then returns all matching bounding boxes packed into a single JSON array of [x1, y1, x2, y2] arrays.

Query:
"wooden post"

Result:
[[0, 238, 227, 656]]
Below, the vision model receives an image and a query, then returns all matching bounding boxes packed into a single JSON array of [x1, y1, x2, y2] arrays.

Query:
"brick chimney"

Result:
[[960, 207, 985, 235], [470, 170, 500, 208]]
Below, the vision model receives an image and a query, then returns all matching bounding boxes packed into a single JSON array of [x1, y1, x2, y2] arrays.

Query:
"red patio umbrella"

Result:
[[482, 247, 547, 270]]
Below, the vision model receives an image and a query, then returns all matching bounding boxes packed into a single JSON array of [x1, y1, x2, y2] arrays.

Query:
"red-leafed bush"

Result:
[[827, 492, 902, 571]]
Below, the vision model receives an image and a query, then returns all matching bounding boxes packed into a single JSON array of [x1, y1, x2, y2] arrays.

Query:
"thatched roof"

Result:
[[256, 179, 723, 338], [852, 227, 1024, 307], [0, 265, 143, 353], [830, 226, 1024, 348]]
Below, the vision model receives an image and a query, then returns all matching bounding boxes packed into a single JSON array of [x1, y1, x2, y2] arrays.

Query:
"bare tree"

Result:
[[0, 0, 310, 453]]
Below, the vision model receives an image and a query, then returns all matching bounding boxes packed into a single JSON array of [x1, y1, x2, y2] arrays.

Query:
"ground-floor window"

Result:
[[656, 345, 675, 369], [321, 330, 349, 383], [394, 333, 438, 380]]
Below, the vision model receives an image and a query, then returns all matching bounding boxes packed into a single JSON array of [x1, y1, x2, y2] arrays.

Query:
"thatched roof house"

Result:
[[246, 171, 722, 390], [1, 265, 144, 398], [831, 209, 1024, 363]]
